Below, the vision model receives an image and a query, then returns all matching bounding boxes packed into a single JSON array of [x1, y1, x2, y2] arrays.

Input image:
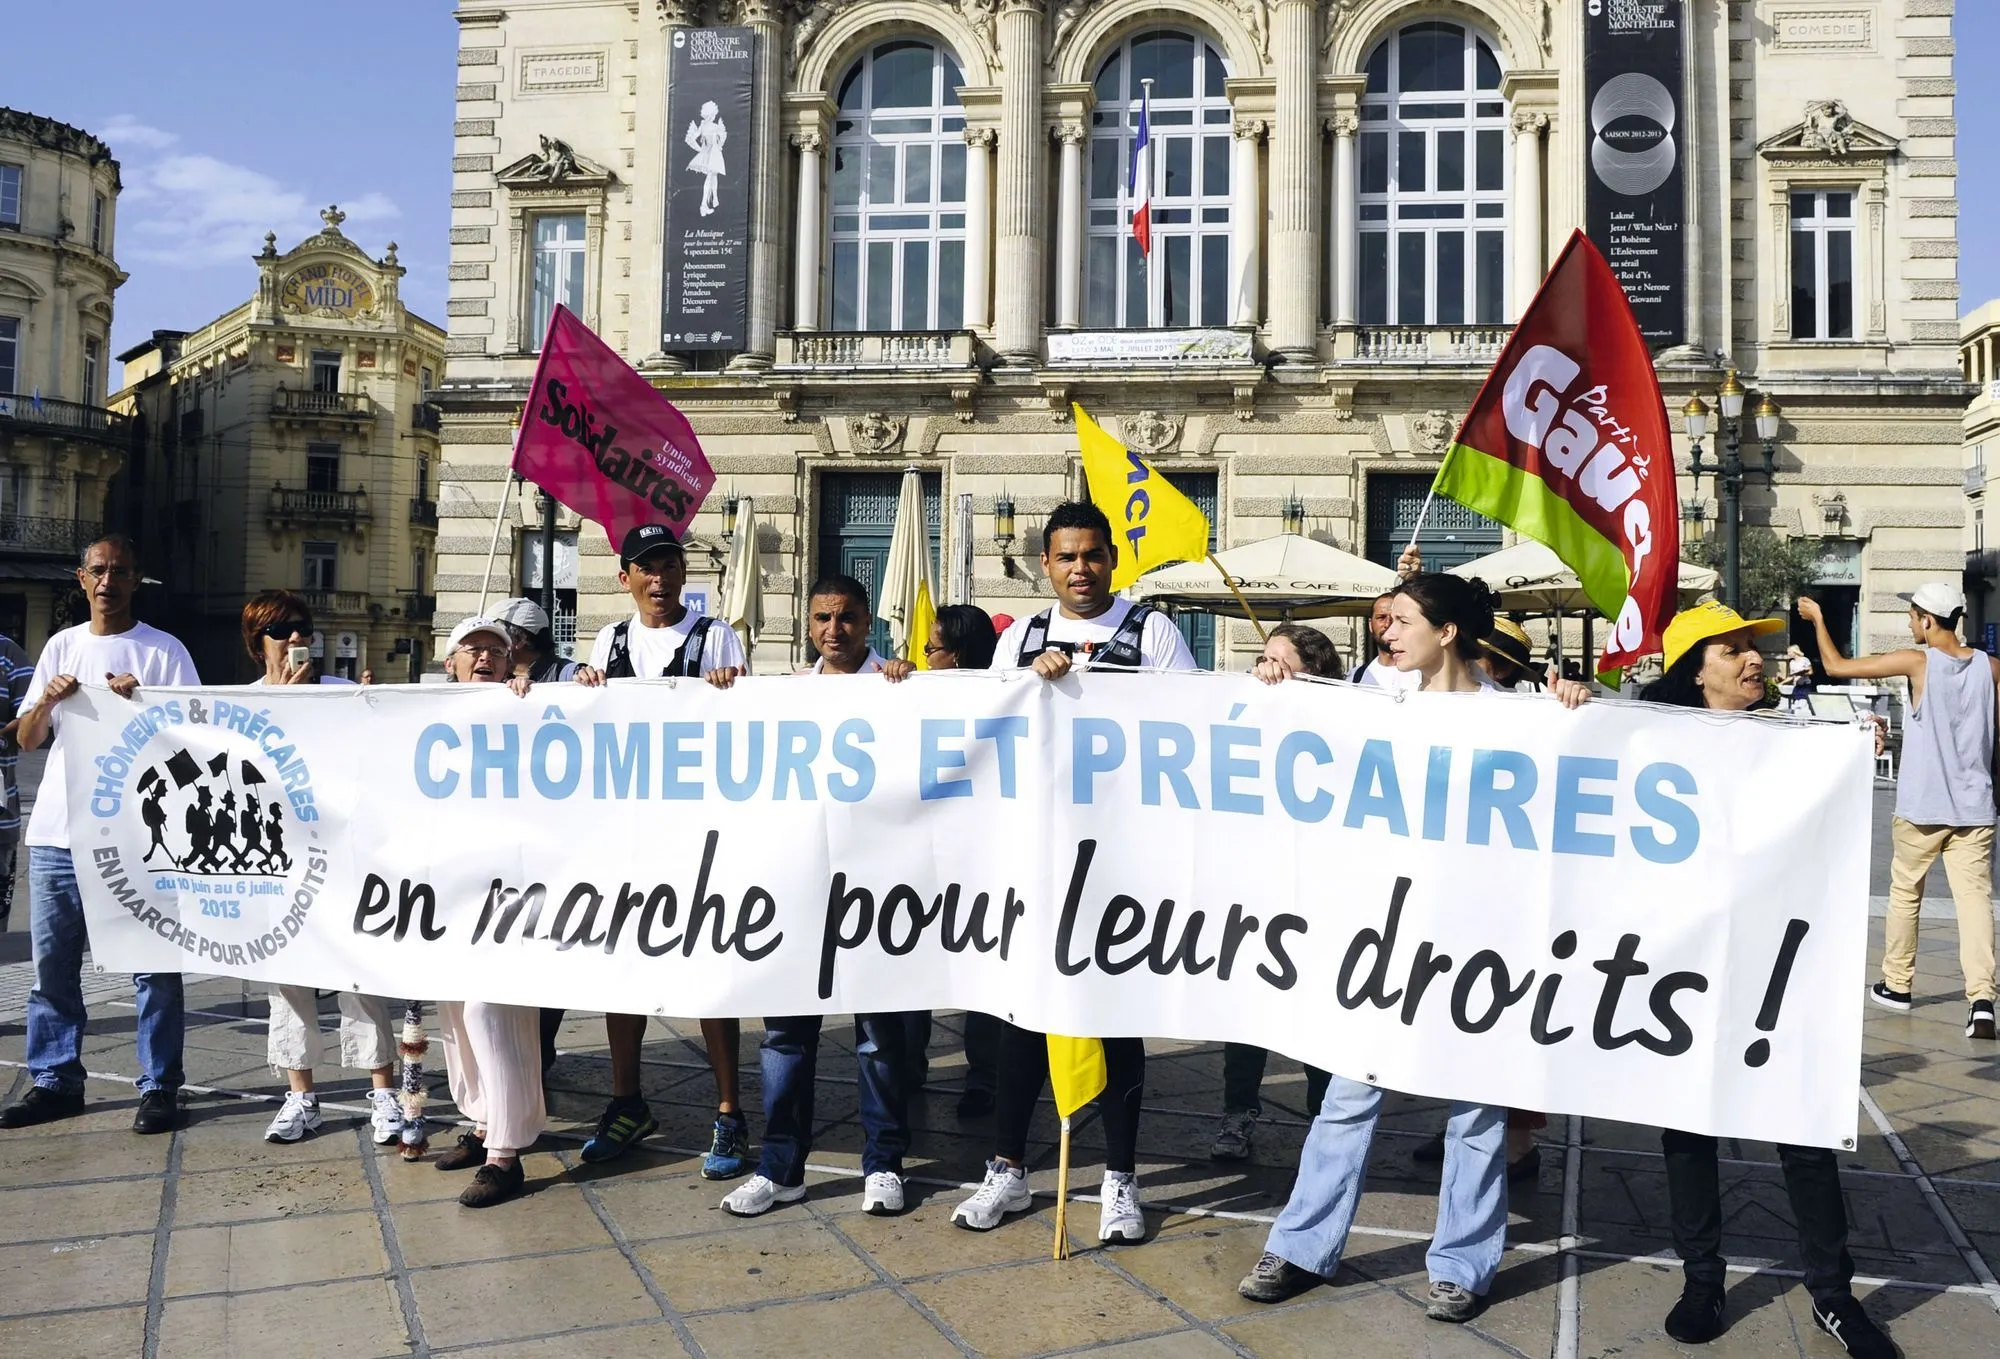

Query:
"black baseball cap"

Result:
[[619, 524, 684, 568]]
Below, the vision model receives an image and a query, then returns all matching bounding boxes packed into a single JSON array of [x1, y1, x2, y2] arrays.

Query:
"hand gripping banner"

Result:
[[65, 674, 1869, 1149]]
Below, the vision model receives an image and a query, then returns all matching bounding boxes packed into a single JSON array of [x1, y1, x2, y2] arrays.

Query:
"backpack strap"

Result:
[[1015, 609, 1053, 666], [667, 616, 715, 676], [1096, 604, 1155, 669], [603, 620, 634, 679]]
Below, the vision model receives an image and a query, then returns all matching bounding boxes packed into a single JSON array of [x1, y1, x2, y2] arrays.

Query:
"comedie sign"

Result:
[[64, 674, 1869, 1149]]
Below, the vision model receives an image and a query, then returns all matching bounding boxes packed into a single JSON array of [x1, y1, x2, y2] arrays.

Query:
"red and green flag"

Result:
[[1433, 229, 1679, 678]]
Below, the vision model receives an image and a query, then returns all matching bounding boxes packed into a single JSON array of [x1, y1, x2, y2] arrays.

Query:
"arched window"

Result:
[[1356, 22, 1508, 326], [1085, 32, 1232, 328], [830, 40, 967, 332]]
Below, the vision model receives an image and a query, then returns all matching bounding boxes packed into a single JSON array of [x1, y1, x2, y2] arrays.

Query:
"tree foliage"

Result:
[[1683, 529, 1822, 617]]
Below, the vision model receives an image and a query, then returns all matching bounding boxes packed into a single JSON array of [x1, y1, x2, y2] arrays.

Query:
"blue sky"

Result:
[[4, 2, 1994, 378]]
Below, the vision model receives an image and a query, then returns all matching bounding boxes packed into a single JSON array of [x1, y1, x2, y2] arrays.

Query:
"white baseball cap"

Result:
[[1896, 582, 1966, 621], [446, 617, 512, 652], [491, 596, 550, 634]]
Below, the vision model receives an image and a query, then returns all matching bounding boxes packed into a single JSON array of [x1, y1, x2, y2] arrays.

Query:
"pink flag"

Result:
[[513, 305, 716, 548]]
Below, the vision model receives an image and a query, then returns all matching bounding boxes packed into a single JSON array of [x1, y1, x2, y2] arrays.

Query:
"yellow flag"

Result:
[[1046, 1034, 1107, 1117], [1074, 402, 1211, 592], [907, 579, 937, 670]]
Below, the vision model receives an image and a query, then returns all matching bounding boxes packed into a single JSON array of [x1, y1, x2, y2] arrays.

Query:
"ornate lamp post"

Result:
[[1684, 374, 1781, 609]]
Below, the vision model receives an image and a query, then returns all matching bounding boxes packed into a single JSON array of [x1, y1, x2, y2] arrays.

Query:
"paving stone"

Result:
[[685, 1286, 961, 1359], [164, 1209, 388, 1295], [0, 1232, 157, 1311], [1076, 1332, 1244, 1359], [0, 1305, 147, 1358], [157, 1276, 407, 1358], [460, 1321, 697, 1357], [833, 1192, 1079, 1277], [1110, 1218, 1271, 1319], [374, 1145, 569, 1205], [174, 1112, 366, 1173], [1224, 1277, 1509, 1357], [0, 1125, 170, 1186], [391, 1182, 614, 1268], [172, 1158, 376, 1226], [0, 1176, 165, 1244], [409, 1246, 659, 1348], [1570, 1257, 1809, 1358], [908, 1256, 1188, 1359], [638, 1216, 880, 1311]]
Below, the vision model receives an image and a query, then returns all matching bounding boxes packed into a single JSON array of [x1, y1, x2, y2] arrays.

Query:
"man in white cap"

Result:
[[1800, 583, 2000, 1039]]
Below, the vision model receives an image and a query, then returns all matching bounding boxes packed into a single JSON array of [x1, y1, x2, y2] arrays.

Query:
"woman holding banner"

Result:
[[1636, 602, 1895, 1358], [1238, 574, 1587, 1323]]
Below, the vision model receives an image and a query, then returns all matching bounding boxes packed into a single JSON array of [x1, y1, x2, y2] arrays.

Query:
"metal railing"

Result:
[[409, 497, 438, 526], [272, 388, 373, 418], [1349, 325, 1513, 363], [412, 404, 441, 433], [774, 330, 975, 370], [0, 514, 102, 558], [268, 486, 370, 522], [401, 592, 437, 622], [0, 392, 130, 443], [300, 589, 370, 617]]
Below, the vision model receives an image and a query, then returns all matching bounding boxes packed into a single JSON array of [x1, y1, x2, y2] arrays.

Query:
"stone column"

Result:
[[730, 0, 786, 368], [963, 128, 995, 332], [993, 0, 1046, 364], [642, 0, 695, 369], [1229, 118, 1265, 328], [1268, 0, 1319, 358], [1511, 110, 1548, 320], [792, 131, 823, 330], [1327, 112, 1359, 326], [1054, 122, 1086, 329]]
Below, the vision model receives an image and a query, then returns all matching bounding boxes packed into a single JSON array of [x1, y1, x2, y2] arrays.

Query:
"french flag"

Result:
[[1128, 85, 1152, 257]]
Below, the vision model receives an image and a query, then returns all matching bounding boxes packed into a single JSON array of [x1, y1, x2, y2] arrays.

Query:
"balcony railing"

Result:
[[300, 589, 370, 617], [401, 592, 437, 623], [272, 388, 374, 419], [774, 330, 976, 371], [268, 485, 370, 528], [1346, 325, 1513, 364], [0, 392, 131, 447], [412, 403, 441, 433], [0, 514, 102, 559], [409, 497, 438, 527]]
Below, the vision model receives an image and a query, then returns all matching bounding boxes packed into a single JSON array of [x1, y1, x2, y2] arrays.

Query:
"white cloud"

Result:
[[105, 121, 402, 270]]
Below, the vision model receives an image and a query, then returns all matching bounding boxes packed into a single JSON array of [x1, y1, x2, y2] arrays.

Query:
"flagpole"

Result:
[[1140, 78, 1155, 326], [476, 470, 520, 616], [1208, 553, 1268, 641], [1052, 1116, 1073, 1261]]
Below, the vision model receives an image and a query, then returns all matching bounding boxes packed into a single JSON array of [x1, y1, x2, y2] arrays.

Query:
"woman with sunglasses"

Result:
[[1637, 601, 1894, 1359], [237, 591, 402, 1148]]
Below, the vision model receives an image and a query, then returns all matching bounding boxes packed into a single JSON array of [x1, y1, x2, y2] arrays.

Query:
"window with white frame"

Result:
[[83, 337, 101, 403], [302, 541, 338, 592], [1356, 21, 1509, 327], [0, 317, 17, 393], [1085, 31, 1233, 328], [529, 213, 587, 348], [0, 165, 19, 227], [830, 40, 968, 332], [1790, 189, 1855, 341]]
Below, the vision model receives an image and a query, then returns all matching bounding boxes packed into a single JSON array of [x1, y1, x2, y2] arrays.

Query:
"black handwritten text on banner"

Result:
[[65, 674, 1870, 1149]]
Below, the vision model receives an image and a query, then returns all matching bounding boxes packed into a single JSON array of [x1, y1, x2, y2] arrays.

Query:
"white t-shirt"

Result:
[[994, 598, 1199, 671], [25, 621, 200, 849], [1355, 656, 1421, 693], [251, 675, 355, 686], [588, 611, 747, 678], [803, 649, 887, 675]]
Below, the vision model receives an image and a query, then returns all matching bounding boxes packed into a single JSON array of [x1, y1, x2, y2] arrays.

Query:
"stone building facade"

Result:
[[1961, 297, 1999, 645], [111, 209, 446, 682], [434, 0, 1965, 672], [0, 108, 129, 652]]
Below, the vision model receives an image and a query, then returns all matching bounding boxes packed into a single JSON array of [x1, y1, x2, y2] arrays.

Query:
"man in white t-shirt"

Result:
[[0, 535, 199, 1135], [958, 502, 1194, 1248], [576, 524, 752, 1176]]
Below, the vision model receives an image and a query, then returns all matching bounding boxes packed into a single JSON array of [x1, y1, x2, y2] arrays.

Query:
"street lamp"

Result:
[[992, 495, 1016, 550], [722, 495, 740, 542], [1281, 491, 1306, 537], [1685, 373, 1779, 609]]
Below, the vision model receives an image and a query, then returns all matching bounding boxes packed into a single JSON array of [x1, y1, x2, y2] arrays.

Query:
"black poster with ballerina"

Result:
[[662, 26, 754, 351], [1583, 0, 1685, 351]]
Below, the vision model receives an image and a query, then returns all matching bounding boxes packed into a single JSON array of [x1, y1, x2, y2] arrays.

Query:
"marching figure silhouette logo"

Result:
[[137, 747, 293, 876]]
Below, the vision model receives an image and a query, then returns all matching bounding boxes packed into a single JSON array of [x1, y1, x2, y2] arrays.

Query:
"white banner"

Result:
[[63, 673, 1870, 1148]]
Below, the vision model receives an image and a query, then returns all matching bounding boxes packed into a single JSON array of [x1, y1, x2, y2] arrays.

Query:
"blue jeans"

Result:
[[1265, 1074, 1508, 1294], [26, 845, 185, 1095], [756, 1013, 909, 1186]]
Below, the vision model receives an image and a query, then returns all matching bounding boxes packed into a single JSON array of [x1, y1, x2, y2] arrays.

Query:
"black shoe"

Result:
[[1663, 1283, 1725, 1344], [132, 1088, 180, 1135], [955, 1085, 995, 1119], [1968, 1000, 1997, 1040], [1238, 1251, 1323, 1303], [1411, 1131, 1446, 1164], [459, 1159, 526, 1208], [1869, 982, 1912, 1012], [434, 1130, 487, 1171], [0, 1085, 84, 1128], [1507, 1144, 1542, 1182], [1811, 1293, 1899, 1359]]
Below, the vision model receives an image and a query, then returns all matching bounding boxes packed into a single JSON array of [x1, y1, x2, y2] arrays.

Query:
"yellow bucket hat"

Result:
[[1661, 599, 1786, 671]]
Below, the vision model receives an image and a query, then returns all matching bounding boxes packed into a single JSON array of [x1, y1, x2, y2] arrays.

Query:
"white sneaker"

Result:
[[721, 1173, 808, 1217], [862, 1171, 905, 1216], [368, 1088, 404, 1145], [952, 1159, 1033, 1231], [264, 1091, 322, 1143], [1098, 1170, 1146, 1243]]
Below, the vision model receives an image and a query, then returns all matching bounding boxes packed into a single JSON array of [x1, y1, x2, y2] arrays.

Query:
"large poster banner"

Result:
[[662, 27, 754, 350], [1584, 0, 1686, 350], [64, 674, 1869, 1149]]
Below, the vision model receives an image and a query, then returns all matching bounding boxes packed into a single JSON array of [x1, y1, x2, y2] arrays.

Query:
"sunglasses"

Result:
[[257, 618, 314, 641]]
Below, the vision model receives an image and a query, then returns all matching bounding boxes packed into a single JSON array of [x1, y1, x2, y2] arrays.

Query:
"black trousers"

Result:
[[1660, 1128, 1855, 1305], [900, 1011, 1004, 1093], [993, 1023, 1144, 1173], [1221, 1042, 1330, 1116]]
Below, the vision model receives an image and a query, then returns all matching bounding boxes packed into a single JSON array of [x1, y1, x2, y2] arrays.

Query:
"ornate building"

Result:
[[0, 108, 129, 651], [434, 0, 1964, 671], [111, 209, 446, 681]]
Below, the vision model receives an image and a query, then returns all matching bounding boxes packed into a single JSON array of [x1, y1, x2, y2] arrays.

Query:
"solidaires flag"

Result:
[[1074, 404, 1210, 592]]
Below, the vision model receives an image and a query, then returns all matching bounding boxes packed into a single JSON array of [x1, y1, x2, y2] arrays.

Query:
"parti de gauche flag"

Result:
[[1432, 230, 1680, 677]]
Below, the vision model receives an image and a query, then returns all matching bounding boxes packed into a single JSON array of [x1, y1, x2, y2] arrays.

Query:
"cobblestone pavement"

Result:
[[0, 919, 1996, 1359]]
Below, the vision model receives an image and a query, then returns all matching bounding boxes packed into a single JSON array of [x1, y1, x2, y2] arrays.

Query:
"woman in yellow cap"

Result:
[[1636, 601, 1894, 1358]]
